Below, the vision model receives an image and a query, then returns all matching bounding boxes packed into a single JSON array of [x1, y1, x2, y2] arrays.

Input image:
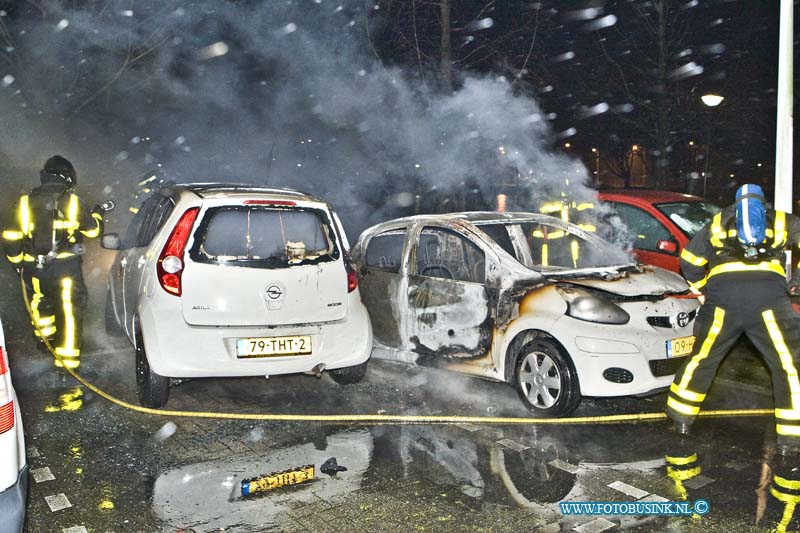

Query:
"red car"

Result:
[[598, 190, 720, 273]]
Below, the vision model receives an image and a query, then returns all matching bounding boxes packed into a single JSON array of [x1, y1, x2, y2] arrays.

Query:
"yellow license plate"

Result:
[[236, 335, 312, 358], [667, 336, 695, 358], [241, 464, 315, 496]]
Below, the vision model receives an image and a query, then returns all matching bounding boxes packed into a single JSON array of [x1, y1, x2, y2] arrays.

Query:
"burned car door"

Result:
[[359, 228, 407, 347], [407, 226, 492, 358]]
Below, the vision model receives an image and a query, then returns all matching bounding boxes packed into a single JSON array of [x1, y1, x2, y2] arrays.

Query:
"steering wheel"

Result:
[[420, 264, 454, 280]]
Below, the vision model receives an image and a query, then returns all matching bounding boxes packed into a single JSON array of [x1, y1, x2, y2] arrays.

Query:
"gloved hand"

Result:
[[789, 277, 800, 296]]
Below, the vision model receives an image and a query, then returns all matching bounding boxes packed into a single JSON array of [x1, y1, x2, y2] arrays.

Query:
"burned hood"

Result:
[[549, 266, 688, 297]]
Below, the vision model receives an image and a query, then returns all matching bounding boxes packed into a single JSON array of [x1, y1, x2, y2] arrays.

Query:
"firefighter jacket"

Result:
[[679, 206, 800, 293], [2, 182, 102, 265]]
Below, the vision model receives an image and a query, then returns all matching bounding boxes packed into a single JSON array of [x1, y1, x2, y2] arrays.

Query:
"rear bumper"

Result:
[[0, 465, 28, 533], [139, 296, 373, 378]]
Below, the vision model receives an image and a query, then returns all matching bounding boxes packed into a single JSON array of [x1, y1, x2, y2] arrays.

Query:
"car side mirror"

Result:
[[657, 239, 678, 255], [101, 233, 121, 250]]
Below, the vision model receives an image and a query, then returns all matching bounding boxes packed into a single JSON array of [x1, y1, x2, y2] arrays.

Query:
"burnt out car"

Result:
[[351, 212, 700, 417]]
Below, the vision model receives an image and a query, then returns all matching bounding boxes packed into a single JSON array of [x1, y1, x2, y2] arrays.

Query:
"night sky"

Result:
[[0, 0, 795, 225]]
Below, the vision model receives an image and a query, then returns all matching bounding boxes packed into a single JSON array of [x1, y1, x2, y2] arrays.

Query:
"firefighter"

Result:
[[665, 183, 800, 456], [1, 155, 112, 369]]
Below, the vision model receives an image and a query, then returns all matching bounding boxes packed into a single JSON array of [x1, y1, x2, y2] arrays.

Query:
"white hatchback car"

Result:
[[103, 183, 373, 408], [0, 316, 27, 532], [352, 212, 700, 417]]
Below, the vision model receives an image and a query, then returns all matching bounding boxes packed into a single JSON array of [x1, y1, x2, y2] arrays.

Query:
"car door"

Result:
[[407, 225, 492, 359], [122, 193, 176, 334], [611, 202, 680, 272], [359, 227, 409, 348]]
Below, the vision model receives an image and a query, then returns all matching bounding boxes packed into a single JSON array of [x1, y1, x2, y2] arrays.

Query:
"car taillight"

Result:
[[157, 207, 200, 296], [0, 347, 13, 434], [345, 261, 358, 293]]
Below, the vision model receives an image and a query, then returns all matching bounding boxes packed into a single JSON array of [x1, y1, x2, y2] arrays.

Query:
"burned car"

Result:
[[351, 212, 700, 417]]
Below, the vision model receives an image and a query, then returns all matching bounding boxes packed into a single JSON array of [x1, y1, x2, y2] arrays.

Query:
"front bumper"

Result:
[[0, 465, 28, 533], [551, 300, 697, 397]]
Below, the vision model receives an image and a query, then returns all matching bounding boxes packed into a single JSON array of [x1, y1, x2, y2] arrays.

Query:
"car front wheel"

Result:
[[329, 361, 368, 385], [514, 337, 580, 417], [134, 320, 170, 408]]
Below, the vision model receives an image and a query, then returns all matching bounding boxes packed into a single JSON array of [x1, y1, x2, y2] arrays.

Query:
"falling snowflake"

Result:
[[55, 19, 69, 32], [2, 74, 14, 87]]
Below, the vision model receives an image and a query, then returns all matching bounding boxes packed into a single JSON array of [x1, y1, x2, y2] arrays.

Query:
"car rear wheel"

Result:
[[105, 287, 125, 337], [514, 337, 580, 417], [134, 320, 170, 408], [329, 361, 368, 385]]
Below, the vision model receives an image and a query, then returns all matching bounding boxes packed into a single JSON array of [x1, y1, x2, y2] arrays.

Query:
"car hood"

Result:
[[550, 265, 688, 297]]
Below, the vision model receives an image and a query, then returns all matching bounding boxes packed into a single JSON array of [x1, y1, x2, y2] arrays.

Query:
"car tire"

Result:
[[329, 361, 368, 385], [513, 336, 580, 417], [134, 320, 170, 408], [105, 288, 125, 337]]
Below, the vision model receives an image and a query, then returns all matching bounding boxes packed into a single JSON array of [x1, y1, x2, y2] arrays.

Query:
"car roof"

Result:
[[168, 182, 325, 203], [598, 189, 704, 203], [364, 211, 579, 231]]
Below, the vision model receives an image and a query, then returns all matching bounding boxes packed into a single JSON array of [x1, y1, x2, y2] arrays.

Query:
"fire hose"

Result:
[[19, 274, 773, 424]]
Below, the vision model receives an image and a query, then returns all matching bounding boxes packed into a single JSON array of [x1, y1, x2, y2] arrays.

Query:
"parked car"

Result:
[[0, 315, 27, 532], [352, 212, 700, 416], [103, 183, 373, 408], [598, 190, 719, 273]]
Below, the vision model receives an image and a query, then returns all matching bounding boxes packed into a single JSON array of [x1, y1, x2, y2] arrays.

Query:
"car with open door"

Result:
[[352, 212, 700, 417], [103, 183, 372, 408]]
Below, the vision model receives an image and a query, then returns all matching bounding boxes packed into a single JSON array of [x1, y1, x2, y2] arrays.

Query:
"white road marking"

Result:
[[45, 493, 72, 512], [549, 458, 580, 474], [497, 438, 529, 452], [63, 527, 89, 533], [573, 517, 616, 532], [31, 466, 55, 483], [608, 480, 649, 499]]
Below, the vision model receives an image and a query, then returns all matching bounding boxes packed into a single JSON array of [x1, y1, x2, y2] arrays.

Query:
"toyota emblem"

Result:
[[676, 312, 690, 328]]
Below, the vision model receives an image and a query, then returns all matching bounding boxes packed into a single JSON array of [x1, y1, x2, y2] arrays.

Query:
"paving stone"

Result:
[[608, 480, 649, 499], [44, 493, 72, 512], [31, 466, 56, 483], [573, 517, 617, 533]]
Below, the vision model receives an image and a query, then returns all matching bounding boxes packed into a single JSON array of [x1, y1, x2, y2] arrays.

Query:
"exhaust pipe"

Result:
[[304, 363, 326, 378]]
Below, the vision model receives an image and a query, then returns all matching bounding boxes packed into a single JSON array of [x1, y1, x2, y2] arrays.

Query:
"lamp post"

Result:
[[700, 94, 724, 198], [591, 147, 600, 186]]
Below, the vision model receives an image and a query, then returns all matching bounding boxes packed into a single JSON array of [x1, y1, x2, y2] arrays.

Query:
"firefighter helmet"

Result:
[[40, 155, 76, 187]]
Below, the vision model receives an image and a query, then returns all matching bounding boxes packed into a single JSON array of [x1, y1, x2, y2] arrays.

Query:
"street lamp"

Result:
[[701, 94, 725, 107], [701, 94, 725, 198], [591, 147, 600, 186]]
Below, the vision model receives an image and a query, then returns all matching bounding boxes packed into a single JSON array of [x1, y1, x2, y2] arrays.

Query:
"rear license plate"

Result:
[[236, 336, 312, 358], [241, 464, 315, 495], [666, 336, 695, 358]]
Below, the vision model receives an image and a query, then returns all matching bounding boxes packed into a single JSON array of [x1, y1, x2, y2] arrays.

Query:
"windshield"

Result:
[[655, 202, 719, 238], [189, 206, 338, 268], [477, 221, 633, 272]]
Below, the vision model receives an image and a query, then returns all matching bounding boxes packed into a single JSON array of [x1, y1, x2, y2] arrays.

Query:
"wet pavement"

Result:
[[2, 254, 799, 532]]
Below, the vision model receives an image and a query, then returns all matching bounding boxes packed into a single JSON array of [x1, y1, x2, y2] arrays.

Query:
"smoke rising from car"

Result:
[[0, 0, 606, 242]]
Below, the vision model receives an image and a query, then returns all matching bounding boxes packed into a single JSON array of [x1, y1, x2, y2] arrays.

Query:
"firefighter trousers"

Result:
[[21, 258, 87, 368], [666, 284, 800, 446]]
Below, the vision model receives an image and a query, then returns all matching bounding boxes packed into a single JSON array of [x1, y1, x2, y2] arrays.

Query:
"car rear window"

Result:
[[188, 206, 339, 268]]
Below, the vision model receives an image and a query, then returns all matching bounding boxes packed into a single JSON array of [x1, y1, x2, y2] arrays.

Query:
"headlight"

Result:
[[556, 286, 630, 325]]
